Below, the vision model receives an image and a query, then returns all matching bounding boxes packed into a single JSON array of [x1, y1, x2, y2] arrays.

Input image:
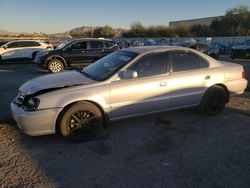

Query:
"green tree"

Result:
[[130, 21, 146, 37], [69, 30, 93, 38], [175, 24, 192, 37], [93, 25, 115, 38], [210, 4, 250, 36]]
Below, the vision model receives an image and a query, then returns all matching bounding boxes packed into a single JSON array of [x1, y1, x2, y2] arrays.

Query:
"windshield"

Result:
[[81, 50, 138, 81], [57, 41, 72, 49]]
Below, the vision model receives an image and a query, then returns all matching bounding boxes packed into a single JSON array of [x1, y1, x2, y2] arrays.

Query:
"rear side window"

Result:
[[128, 52, 167, 78], [29, 41, 41, 47], [170, 51, 202, 72], [90, 41, 104, 49], [199, 56, 209, 68], [71, 41, 87, 50], [20, 41, 41, 47]]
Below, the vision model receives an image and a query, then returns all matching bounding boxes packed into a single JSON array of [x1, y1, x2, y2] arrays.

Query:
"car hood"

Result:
[[20, 70, 95, 95], [232, 45, 250, 50]]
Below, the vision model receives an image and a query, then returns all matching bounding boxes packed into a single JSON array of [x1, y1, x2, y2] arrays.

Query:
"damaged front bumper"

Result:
[[10, 102, 62, 136]]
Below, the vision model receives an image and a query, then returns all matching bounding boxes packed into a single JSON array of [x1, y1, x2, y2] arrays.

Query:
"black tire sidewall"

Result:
[[200, 86, 227, 115], [58, 102, 104, 142]]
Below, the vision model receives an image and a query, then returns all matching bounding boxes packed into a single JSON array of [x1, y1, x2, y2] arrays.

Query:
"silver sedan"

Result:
[[11, 46, 248, 142]]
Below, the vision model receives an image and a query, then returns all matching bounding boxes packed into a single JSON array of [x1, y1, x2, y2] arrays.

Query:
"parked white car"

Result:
[[0, 40, 53, 61], [11, 46, 248, 142]]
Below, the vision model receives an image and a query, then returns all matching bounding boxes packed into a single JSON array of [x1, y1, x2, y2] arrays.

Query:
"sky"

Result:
[[0, 0, 249, 34]]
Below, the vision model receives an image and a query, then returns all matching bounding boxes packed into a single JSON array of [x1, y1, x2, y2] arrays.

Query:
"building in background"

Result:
[[169, 16, 222, 27]]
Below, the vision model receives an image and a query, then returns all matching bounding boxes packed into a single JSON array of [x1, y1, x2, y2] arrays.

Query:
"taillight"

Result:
[[242, 70, 245, 78]]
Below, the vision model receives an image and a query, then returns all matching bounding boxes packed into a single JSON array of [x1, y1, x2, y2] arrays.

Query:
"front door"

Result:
[[167, 50, 210, 108], [65, 41, 90, 65], [110, 52, 171, 119]]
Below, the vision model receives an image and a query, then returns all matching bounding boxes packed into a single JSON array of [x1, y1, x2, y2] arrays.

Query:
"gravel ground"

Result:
[[0, 58, 250, 188]]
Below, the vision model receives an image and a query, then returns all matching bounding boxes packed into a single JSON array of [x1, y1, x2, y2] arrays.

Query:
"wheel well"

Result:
[[46, 56, 66, 68], [212, 84, 230, 102], [55, 100, 109, 134]]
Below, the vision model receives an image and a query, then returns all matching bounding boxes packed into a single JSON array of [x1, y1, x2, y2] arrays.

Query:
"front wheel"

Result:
[[200, 85, 228, 115], [47, 59, 64, 73], [58, 102, 104, 142]]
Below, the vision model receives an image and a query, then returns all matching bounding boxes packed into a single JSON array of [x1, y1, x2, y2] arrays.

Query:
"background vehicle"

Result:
[[183, 42, 220, 59], [0, 40, 10, 47], [34, 38, 120, 73], [11, 46, 247, 142], [231, 40, 250, 60], [0, 40, 53, 62]]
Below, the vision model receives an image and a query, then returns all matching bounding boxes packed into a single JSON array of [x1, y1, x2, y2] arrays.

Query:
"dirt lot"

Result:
[[1, 58, 250, 188]]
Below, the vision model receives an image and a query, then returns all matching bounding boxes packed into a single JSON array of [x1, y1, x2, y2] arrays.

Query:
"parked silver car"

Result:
[[11, 46, 248, 142]]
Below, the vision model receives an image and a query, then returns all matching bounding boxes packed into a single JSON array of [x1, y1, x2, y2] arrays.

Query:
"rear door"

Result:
[[88, 41, 107, 62], [166, 50, 210, 108]]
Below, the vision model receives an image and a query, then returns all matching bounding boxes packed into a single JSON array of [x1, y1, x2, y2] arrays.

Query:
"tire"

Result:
[[58, 102, 104, 143], [47, 59, 64, 73], [200, 85, 227, 115]]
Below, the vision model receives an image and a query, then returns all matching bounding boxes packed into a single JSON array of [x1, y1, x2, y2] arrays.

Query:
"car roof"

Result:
[[120, 46, 192, 54], [71, 38, 114, 42], [6, 40, 44, 44]]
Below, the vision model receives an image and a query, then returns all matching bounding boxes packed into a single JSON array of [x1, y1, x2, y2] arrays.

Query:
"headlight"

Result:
[[23, 97, 40, 111]]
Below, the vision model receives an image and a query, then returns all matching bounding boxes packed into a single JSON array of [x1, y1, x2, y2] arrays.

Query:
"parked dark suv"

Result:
[[34, 38, 120, 73]]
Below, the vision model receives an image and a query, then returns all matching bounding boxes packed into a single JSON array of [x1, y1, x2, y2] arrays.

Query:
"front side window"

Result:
[[128, 52, 167, 78], [7, 42, 20, 48], [71, 41, 87, 50]]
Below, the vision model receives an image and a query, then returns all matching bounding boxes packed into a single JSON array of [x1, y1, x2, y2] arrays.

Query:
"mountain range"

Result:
[[0, 29, 18, 35], [0, 26, 128, 37]]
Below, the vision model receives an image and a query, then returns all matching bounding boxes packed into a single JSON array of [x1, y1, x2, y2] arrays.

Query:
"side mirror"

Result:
[[3, 45, 7, 50], [118, 70, 138, 80]]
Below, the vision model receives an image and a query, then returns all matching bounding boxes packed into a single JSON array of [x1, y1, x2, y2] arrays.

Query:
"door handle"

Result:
[[205, 75, 211, 80], [82, 50, 88, 53], [159, 82, 167, 87]]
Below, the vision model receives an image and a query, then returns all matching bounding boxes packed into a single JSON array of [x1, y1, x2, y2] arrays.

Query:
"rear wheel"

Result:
[[47, 59, 64, 73], [200, 85, 228, 115], [58, 102, 104, 142]]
